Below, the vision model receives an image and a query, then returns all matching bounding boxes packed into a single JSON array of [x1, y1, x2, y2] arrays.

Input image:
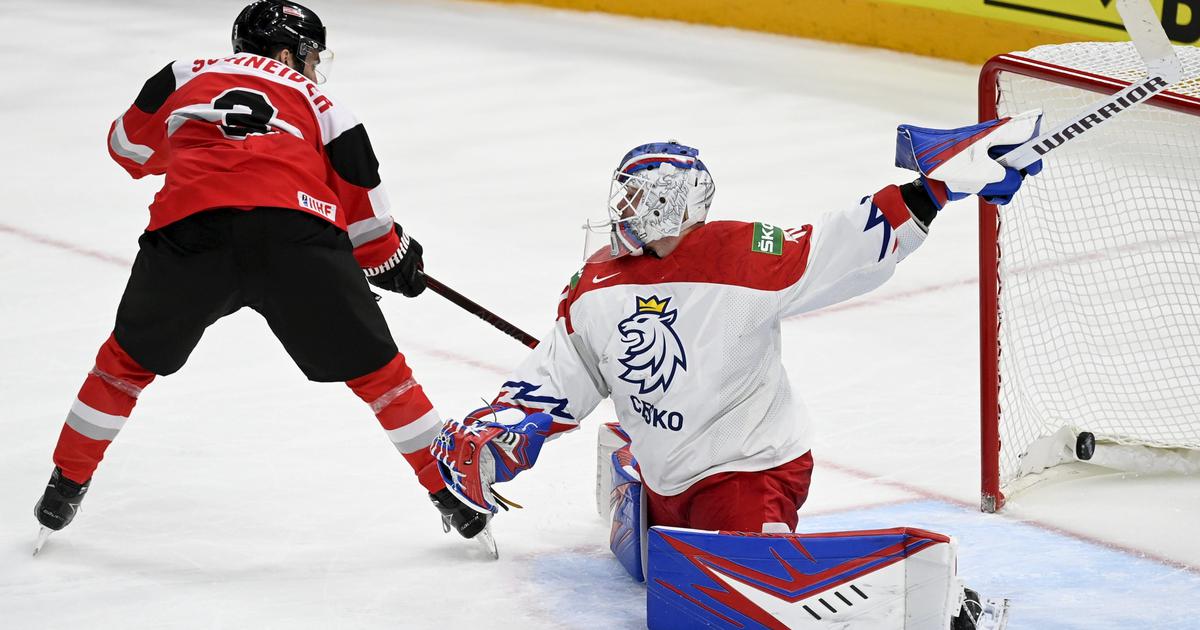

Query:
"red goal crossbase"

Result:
[[978, 50, 1200, 513]]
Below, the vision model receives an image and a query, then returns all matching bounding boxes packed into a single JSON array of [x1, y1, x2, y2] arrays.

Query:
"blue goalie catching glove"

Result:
[[895, 110, 1044, 208], [429, 406, 553, 515]]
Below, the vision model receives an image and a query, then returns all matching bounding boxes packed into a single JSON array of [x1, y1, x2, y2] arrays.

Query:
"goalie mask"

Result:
[[583, 141, 715, 262]]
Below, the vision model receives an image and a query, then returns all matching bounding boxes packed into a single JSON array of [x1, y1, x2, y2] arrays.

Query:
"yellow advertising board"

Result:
[[476, 0, 1199, 63], [893, 0, 1197, 43]]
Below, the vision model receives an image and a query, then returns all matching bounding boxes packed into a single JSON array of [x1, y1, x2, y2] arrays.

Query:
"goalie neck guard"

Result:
[[583, 141, 716, 263]]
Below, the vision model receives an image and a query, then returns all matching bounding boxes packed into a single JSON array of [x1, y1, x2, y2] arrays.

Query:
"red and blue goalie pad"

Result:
[[647, 526, 953, 630], [609, 444, 645, 582]]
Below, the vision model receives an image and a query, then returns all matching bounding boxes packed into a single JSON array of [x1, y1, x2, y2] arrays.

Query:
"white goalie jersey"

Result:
[[491, 184, 929, 496]]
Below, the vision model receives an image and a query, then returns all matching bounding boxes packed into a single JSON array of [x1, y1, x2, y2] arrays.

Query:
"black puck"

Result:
[[1076, 431, 1096, 461]]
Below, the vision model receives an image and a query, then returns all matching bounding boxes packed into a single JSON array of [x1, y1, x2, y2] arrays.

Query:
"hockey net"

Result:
[[979, 42, 1200, 512]]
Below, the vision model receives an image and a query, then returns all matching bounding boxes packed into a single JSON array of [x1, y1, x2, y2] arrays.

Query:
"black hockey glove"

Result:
[[429, 488, 489, 539], [365, 225, 426, 297]]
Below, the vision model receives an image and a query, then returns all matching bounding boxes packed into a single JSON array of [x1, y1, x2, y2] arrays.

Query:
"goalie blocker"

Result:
[[597, 425, 1008, 630]]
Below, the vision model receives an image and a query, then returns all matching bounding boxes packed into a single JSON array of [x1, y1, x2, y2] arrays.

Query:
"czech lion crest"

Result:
[[617, 296, 687, 394]]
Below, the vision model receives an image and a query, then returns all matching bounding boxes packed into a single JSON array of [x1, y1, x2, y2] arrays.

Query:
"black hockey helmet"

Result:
[[231, 1, 326, 60]]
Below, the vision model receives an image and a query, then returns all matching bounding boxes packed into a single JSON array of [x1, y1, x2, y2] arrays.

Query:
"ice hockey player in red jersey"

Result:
[[32, 0, 485, 554], [431, 117, 1042, 533]]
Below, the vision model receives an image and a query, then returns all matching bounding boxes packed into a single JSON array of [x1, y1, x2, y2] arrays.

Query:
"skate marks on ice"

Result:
[[517, 544, 646, 630], [801, 500, 1200, 630]]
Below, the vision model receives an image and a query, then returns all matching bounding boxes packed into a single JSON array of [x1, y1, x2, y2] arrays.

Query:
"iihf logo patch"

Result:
[[617, 296, 687, 394], [298, 191, 337, 220]]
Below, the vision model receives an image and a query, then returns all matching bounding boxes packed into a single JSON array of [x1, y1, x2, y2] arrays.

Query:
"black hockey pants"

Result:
[[112, 208, 398, 382]]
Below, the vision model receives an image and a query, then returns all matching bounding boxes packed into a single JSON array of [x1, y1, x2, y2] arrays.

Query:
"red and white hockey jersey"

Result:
[[492, 185, 928, 496], [107, 53, 400, 268]]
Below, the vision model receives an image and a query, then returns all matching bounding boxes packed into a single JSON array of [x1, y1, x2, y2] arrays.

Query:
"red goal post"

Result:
[[978, 43, 1200, 513]]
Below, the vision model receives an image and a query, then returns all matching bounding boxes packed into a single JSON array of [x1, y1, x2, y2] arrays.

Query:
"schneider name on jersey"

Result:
[[107, 53, 400, 269], [494, 184, 927, 496]]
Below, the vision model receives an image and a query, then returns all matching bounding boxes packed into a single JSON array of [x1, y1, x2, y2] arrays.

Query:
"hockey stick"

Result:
[[423, 272, 539, 349], [997, 0, 1187, 170]]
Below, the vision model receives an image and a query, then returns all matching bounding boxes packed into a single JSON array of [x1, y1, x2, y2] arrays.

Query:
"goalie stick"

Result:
[[996, 0, 1189, 170]]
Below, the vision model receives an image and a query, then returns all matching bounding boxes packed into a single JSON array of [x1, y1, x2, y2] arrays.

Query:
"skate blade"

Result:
[[977, 598, 1011, 630], [32, 527, 53, 557], [475, 524, 499, 560]]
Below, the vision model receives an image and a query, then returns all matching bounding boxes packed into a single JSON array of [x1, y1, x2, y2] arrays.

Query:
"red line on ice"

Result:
[[787, 276, 978, 321], [0, 222, 132, 267]]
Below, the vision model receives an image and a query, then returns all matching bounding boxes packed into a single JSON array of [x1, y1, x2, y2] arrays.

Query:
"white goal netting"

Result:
[[992, 42, 1200, 491]]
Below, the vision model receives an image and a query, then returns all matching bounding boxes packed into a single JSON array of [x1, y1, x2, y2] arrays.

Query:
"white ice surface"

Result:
[[1, 1, 1197, 628]]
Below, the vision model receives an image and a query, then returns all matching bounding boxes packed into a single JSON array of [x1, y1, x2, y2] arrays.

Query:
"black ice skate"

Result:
[[952, 587, 982, 630], [953, 586, 1011, 630], [33, 467, 90, 556], [429, 488, 498, 559]]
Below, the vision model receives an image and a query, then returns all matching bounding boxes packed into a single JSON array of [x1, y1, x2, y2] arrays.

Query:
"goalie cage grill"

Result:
[[978, 42, 1200, 512]]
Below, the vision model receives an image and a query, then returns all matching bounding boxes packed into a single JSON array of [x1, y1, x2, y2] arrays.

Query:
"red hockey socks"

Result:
[[53, 343, 445, 493], [345, 352, 445, 493], [52, 334, 157, 484]]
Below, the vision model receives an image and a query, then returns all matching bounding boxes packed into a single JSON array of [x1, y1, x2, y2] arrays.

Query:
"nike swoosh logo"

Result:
[[593, 273, 621, 283]]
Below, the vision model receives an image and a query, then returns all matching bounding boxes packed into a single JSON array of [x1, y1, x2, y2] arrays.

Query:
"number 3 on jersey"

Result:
[[211, 88, 278, 139]]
